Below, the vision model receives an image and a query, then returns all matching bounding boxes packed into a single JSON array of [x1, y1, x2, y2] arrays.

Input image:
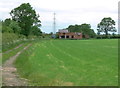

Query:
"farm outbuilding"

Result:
[[58, 29, 83, 39]]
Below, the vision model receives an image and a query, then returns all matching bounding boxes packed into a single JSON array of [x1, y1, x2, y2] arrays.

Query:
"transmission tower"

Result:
[[53, 12, 56, 34]]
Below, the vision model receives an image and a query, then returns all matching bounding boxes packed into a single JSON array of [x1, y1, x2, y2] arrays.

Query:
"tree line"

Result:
[[1, 3, 42, 51], [66, 23, 96, 38], [2, 3, 119, 40], [2, 3, 42, 37], [63, 17, 118, 38]]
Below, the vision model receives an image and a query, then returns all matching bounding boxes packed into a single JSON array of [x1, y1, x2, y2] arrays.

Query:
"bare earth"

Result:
[[2, 44, 31, 86]]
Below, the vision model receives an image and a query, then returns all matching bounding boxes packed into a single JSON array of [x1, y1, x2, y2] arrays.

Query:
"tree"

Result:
[[0, 20, 2, 32], [3, 18, 11, 26], [97, 17, 116, 37], [80, 24, 91, 34], [10, 3, 41, 37], [2, 18, 21, 33], [67, 23, 96, 38], [30, 26, 42, 36], [2, 19, 13, 33], [9, 20, 21, 34], [67, 24, 82, 32]]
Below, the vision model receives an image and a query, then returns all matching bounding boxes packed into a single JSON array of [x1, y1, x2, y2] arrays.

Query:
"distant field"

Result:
[[15, 39, 118, 86]]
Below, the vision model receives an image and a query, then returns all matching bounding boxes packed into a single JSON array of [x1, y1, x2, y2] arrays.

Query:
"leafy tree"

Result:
[[2, 25, 13, 33], [88, 29, 96, 38], [30, 26, 42, 36], [97, 17, 116, 37], [80, 24, 91, 34], [2, 19, 21, 33], [67, 23, 96, 38], [10, 3, 41, 37], [67, 24, 81, 32], [9, 21, 21, 33], [67, 25, 75, 32], [0, 20, 2, 32], [50, 32, 53, 35], [3, 18, 11, 26], [2, 19, 13, 33]]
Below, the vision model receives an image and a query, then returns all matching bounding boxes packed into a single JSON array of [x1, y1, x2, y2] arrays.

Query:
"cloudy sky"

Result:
[[0, 0, 119, 33]]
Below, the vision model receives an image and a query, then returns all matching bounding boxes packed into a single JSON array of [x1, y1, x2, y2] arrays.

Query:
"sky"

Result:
[[0, 0, 119, 34]]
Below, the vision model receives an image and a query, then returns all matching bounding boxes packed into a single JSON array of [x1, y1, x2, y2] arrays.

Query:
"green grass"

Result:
[[2, 41, 24, 52], [15, 39, 118, 86], [2, 42, 29, 63], [2, 39, 42, 64]]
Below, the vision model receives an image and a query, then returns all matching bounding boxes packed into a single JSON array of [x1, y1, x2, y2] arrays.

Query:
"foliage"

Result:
[[2, 33, 21, 51], [0, 33, 1, 53], [9, 20, 21, 33], [67, 24, 96, 38], [2, 19, 21, 33], [2, 33, 19, 44], [97, 17, 116, 36], [0, 20, 2, 32], [30, 26, 42, 36], [10, 3, 41, 37], [96, 34, 120, 39], [1, 3, 43, 52], [15, 39, 118, 86]]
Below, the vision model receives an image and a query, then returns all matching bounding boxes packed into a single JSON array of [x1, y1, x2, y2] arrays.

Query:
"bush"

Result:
[[2, 33, 25, 51], [96, 34, 120, 39]]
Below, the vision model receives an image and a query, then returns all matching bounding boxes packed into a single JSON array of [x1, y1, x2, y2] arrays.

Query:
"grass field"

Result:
[[15, 39, 118, 86]]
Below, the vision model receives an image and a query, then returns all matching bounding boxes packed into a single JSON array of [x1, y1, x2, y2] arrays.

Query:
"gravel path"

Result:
[[2, 44, 31, 86]]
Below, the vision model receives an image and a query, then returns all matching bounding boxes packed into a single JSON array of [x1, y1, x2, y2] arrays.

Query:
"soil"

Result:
[[2, 44, 31, 86]]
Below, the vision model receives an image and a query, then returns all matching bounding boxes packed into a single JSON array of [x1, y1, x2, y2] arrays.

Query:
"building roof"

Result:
[[59, 29, 69, 33]]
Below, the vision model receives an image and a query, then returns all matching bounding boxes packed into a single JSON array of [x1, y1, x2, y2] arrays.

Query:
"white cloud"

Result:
[[0, 0, 119, 33]]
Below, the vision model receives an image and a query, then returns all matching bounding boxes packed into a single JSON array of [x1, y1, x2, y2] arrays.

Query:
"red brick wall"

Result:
[[58, 32, 82, 39]]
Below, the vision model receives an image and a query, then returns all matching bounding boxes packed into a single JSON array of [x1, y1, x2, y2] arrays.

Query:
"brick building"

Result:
[[58, 29, 83, 39]]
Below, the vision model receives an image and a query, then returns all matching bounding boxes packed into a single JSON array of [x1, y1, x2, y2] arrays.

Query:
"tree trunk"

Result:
[[105, 29, 108, 38]]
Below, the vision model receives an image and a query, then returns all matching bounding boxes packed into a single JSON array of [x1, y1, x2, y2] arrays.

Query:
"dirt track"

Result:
[[2, 44, 31, 86]]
